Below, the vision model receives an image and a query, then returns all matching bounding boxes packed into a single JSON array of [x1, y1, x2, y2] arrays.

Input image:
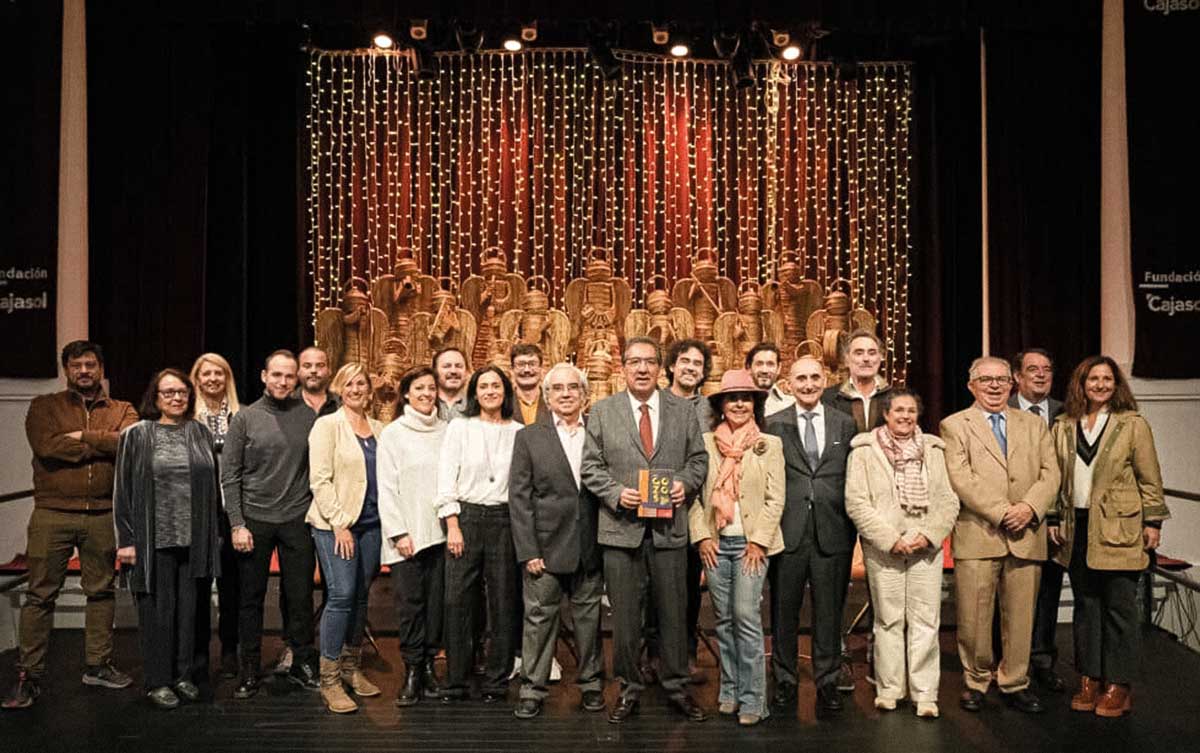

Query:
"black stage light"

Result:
[[588, 22, 622, 81], [455, 22, 483, 53]]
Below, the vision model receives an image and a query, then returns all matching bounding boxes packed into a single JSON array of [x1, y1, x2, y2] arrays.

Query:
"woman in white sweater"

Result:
[[844, 389, 959, 719], [378, 366, 448, 706]]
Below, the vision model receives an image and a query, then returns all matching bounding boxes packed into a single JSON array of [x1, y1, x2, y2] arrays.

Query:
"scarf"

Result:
[[875, 425, 929, 513], [710, 420, 762, 529]]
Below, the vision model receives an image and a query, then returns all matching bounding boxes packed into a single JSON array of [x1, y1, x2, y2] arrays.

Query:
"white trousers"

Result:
[[864, 544, 943, 702]]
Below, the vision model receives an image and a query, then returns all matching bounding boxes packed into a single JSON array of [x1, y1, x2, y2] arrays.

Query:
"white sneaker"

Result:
[[509, 657, 523, 680], [874, 696, 897, 711], [549, 657, 562, 683], [915, 701, 939, 718]]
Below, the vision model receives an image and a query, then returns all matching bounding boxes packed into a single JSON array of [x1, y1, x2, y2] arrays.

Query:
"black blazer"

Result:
[[509, 420, 600, 574], [765, 405, 858, 556], [1007, 394, 1064, 422]]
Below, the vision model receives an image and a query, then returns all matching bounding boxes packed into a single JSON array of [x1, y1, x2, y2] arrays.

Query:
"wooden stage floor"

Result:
[[1, 626, 1197, 753]]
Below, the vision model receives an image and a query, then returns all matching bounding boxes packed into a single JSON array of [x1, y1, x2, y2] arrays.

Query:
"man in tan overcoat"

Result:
[[940, 356, 1059, 714]]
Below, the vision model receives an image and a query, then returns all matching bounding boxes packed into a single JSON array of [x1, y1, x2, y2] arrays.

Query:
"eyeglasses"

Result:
[[512, 359, 542, 370], [548, 383, 583, 394], [973, 376, 1012, 386], [623, 357, 660, 368], [158, 389, 190, 400]]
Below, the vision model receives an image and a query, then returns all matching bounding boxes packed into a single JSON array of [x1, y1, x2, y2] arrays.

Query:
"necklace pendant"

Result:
[[489, 476, 495, 483]]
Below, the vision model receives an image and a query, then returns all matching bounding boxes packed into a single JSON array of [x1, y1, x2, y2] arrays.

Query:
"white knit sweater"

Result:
[[377, 405, 448, 565]]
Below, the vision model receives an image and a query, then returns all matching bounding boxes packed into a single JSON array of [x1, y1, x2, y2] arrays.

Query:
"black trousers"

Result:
[[1030, 559, 1065, 671], [1067, 510, 1140, 684], [237, 515, 315, 666], [769, 539, 852, 690], [443, 504, 516, 695], [135, 547, 203, 690], [604, 539, 689, 699], [194, 513, 241, 673], [392, 543, 445, 666]]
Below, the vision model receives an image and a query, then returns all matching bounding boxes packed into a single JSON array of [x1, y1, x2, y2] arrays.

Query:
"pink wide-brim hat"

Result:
[[706, 369, 766, 409]]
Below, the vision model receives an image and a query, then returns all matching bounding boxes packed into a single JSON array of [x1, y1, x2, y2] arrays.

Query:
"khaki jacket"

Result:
[[689, 432, 786, 556], [1048, 411, 1169, 571], [306, 408, 383, 530], [940, 407, 1060, 561], [844, 432, 960, 554]]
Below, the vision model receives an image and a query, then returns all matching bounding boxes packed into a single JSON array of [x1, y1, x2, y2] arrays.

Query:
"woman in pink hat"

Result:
[[688, 369, 786, 726]]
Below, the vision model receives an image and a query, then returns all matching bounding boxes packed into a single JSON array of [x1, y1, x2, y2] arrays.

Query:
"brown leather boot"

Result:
[[1094, 683, 1132, 718], [320, 657, 358, 714], [1070, 676, 1102, 712], [340, 646, 381, 697]]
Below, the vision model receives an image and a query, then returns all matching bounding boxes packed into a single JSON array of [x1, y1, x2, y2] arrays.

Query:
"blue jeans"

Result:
[[312, 525, 381, 661], [706, 535, 769, 717]]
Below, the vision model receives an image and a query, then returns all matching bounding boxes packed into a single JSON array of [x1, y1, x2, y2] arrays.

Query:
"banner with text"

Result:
[[1125, 0, 1200, 378]]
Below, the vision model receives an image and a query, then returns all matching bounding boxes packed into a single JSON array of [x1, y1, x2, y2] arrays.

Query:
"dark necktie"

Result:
[[1028, 404, 1042, 417], [802, 411, 820, 466], [639, 403, 654, 456]]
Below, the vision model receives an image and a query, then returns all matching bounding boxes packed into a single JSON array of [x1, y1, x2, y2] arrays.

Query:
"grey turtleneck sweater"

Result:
[[221, 392, 318, 527]]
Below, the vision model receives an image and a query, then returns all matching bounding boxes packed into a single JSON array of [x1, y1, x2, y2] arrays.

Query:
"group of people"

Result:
[[3, 334, 1168, 727]]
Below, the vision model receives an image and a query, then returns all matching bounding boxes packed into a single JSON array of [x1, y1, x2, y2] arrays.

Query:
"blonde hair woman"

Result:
[[188, 352, 242, 679], [307, 362, 384, 713]]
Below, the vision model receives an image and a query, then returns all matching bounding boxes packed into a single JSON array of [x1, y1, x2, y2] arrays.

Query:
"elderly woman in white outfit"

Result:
[[844, 389, 959, 718]]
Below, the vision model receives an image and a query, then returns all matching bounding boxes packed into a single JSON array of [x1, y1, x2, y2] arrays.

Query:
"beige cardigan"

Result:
[[844, 431, 960, 553], [306, 408, 383, 531], [689, 432, 786, 556]]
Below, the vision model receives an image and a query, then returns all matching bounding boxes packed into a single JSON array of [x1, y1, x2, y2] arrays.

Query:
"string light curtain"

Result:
[[305, 48, 913, 383]]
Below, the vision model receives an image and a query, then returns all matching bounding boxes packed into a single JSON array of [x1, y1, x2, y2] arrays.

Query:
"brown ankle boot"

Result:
[[1094, 683, 1131, 718], [320, 657, 358, 713], [1070, 676, 1102, 712], [340, 646, 381, 697]]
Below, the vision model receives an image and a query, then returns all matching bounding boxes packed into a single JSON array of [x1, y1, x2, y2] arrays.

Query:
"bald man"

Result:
[[765, 357, 859, 715]]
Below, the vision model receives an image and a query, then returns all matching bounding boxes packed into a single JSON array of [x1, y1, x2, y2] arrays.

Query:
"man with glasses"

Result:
[[941, 356, 1059, 714], [581, 337, 709, 723], [4, 341, 138, 709], [509, 343, 552, 426], [222, 350, 322, 698], [511, 364, 604, 719], [1009, 349, 1066, 693]]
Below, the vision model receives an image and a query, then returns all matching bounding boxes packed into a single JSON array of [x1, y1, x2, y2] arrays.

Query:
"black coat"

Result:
[[508, 421, 601, 574], [113, 420, 222, 593], [765, 406, 859, 556]]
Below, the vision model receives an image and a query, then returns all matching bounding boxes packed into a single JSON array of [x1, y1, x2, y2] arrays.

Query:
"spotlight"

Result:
[[781, 44, 801, 61], [521, 21, 538, 43], [455, 23, 483, 53], [503, 36, 522, 52], [669, 36, 690, 58], [409, 19, 427, 41], [372, 33, 394, 50], [712, 30, 740, 60], [651, 23, 669, 46], [770, 29, 790, 48], [415, 46, 438, 81]]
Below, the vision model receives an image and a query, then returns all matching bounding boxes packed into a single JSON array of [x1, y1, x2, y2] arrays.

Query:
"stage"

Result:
[[2, 625, 1196, 753]]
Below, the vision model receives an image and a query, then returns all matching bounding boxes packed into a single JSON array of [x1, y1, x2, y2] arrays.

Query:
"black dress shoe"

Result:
[[287, 659, 320, 691], [668, 694, 708, 722], [219, 653, 239, 680], [772, 684, 797, 708], [1003, 689, 1045, 714], [421, 660, 443, 699], [816, 685, 843, 712], [959, 689, 984, 712], [233, 662, 261, 700], [581, 690, 606, 712], [173, 679, 201, 702], [396, 666, 421, 707], [513, 698, 542, 719], [481, 689, 505, 703], [608, 696, 638, 724], [1034, 668, 1066, 693]]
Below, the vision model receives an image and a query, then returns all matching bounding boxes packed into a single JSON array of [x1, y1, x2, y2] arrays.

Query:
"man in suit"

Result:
[[1009, 348, 1066, 693], [581, 336, 709, 723], [510, 363, 604, 719], [766, 356, 859, 714], [509, 343, 553, 426], [941, 356, 1060, 714]]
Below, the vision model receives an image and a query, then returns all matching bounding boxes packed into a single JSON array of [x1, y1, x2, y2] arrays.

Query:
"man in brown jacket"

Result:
[[941, 356, 1060, 715], [3, 341, 138, 709]]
